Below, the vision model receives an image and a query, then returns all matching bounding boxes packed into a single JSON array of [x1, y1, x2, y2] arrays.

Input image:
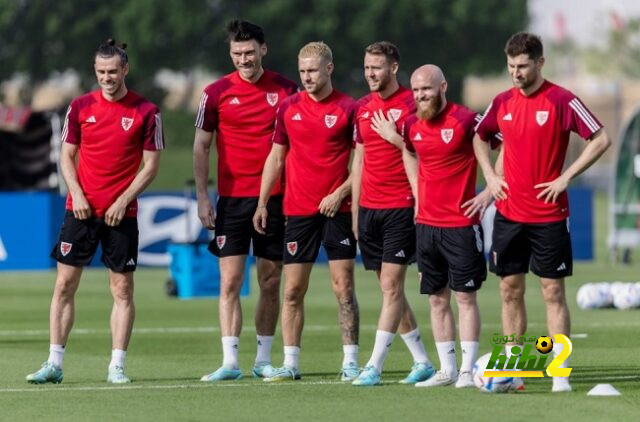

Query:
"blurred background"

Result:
[[1, 0, 639, 267]]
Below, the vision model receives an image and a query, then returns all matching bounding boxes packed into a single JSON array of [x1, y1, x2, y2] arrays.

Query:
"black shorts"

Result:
[[209, 196, 284, 261], [283, 212, 357, 264], [416, 223, 487, 294], [50, 211, 139, 273], [358, 206, 415, 271], [489, 211, 573, 278]]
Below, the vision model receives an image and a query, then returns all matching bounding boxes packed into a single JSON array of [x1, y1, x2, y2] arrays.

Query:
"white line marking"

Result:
[[0, 380, 345, 393]]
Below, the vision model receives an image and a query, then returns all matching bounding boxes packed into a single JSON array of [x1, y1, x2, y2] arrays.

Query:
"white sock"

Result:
[[48, 344, 65, 368], [552, 342, 570, 388], [342, 344, 359, 366], [283, 346, 300, 369], [221, 336, 239, 369], [460, 341, 479, 373], [400, 328, 431, 365], [366, 330, 395, 372], [109, 349, 126, 369], [255, 335, 274, 365], [435, 341, 457, 376], [505, 345, 521, 369]]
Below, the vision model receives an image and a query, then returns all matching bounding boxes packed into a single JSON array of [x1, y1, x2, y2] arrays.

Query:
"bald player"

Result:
[[371, 64, 494, 388]]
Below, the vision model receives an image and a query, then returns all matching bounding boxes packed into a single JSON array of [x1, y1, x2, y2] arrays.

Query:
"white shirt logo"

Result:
[[229, 97, 240, 105], [292, 113, 302, 121], [325, 115, 338, 128], [441, 128, 454, 143], [121, 117, 133, 131], [502, 113, 512, 121], [85, 115, 96, 123], [361, 111, 370, 119], [388, 108, 402, 121], [536, 110, 549, 126], [266, 93, 278, 107], [413, 132, 422, 141]]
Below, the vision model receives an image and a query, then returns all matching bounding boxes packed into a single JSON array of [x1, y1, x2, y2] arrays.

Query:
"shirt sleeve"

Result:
[[402, 115, 417, 153], [195, 87, 220, 132], [271, 102, 289, 146], [475, 99, 500, 143], [142, 106, 165, 151], [472, 112, 503, 149], [565, 96, 603, 140], [61, 102, 80, 145]]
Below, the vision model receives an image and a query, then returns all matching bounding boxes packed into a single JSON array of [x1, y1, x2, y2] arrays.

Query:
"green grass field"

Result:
[[1, 259, 639, 421]]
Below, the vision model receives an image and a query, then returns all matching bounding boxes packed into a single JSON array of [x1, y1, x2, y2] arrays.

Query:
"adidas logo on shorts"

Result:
[[126, 258, 136, 266], [395, 250, 405, 258], [465, 279, 475, 288], [557, 262, 567, 271], [340, 238, 351, 246]]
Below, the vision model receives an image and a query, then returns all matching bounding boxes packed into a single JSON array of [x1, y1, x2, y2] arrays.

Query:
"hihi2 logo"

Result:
[[484, 334, 572, 378]]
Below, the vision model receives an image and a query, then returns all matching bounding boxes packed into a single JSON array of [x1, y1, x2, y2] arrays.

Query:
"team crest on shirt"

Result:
[[60, 242, 72, 257], [216, 235, 226, 250], [441, 128, 454, 143], [266, 93, 278, 107], [287, 241, 298, 256], [324, 115, 338, 128], [536, 111, 549, 126], [388, 108, 402, 121], [121, 117, 134, 131]]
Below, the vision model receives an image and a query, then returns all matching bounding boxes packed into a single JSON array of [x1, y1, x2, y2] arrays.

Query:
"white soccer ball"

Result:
[[577, 283, 609, 309], [472, 352, 514, 393], [612, 282, 640, 310]]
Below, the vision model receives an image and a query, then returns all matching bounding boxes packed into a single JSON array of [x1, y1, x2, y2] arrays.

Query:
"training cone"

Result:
[[587, 384, 621, 396]]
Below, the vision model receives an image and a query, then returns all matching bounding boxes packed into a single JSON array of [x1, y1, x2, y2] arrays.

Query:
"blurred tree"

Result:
[[0, 0, 527, 102]]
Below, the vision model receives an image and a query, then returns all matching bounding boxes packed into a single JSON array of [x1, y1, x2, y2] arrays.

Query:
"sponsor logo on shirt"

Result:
[[229, 97, 240, 105], [60, 242, 72, 256], [287, 241, 298, 256], [266, 93, 278, 107], [216, 235, 226, 250], [441, 128, 454, 143], [292, 113, 302, 121], [324, 114, 338, 128], [86, 115, 96, 123], [502, 113, 512, 121], [536, 110, 549, 126], [413, 132, 422, 141], [388, 108, 402, 121], [121, 117, 134, 131]]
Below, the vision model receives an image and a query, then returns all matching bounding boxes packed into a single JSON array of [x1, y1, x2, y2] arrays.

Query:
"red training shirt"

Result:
[[475, 80, 602, 223], [355, 86, 415, 209], [196, 70, 298, 197], [272, 89, 355, 216], [404, 102, 481, 227], [61, 90, 165, 217]]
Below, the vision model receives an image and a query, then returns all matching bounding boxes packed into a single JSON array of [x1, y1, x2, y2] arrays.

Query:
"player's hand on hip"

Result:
[[318, 192, 340, 218], [105, 199, 127, 226], [462, 188, 493, 219], [72, 193, 92, 220], [535, 176, 569, 204], [486, 174, 509, 201], [197, 197, 215, 230], [253, 206, 268, 235]]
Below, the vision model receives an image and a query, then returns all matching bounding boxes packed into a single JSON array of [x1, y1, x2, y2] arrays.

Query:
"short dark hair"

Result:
[[504, 32, 543, 60], [226, 19, 265, 44], [95, 38, 128, 65], [365, 41, 400, 64]]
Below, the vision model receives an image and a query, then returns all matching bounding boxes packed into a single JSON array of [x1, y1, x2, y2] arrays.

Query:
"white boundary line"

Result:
[[1, 375, 638, 394]]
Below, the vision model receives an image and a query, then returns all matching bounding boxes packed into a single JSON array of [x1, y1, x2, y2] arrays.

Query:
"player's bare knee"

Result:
[[53, 276, 79, 299], [455, 291, 477, 308], [541, 283, 566, 306]]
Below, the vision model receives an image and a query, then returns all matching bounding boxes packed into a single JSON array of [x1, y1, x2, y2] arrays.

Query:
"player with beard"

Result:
[[253, 42, 359, 382], [373, 64, 496, 388], [475, 32, 611, 392], [194, 21, 297, 382], [351, 42, 435, 387]]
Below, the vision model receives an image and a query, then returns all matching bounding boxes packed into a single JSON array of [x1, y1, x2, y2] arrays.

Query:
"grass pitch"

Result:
[[1, 259, 639, 421]]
